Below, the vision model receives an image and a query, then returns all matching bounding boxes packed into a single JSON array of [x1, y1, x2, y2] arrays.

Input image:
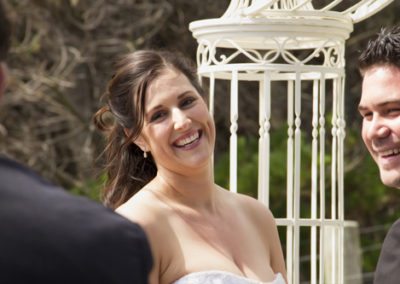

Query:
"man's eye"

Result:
[[388, 108, 400, 115], [180, 97, 196, 108], [150, 111, 167, 122], [361, 112, 372, 119]]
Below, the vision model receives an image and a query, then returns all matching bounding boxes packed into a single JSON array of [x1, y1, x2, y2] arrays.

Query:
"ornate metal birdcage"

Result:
[[189, 1, 393, 283]]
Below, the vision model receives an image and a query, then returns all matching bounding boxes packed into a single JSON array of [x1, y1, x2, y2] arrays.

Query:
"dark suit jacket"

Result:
[[374, 219, 400, 284], [0, 156, 152, 284]]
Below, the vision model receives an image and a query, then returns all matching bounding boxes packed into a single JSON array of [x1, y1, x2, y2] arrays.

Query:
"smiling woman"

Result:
[[139, 68, 215, 175], [93, 50, 205, 208], [93, 50, 287, 284]]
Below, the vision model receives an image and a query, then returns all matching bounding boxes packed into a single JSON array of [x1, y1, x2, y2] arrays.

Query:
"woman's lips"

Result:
[[173, 130, 202, 148]]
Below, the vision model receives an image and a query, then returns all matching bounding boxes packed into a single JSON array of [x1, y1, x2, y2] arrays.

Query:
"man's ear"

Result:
[[124, 128, 149, 152]]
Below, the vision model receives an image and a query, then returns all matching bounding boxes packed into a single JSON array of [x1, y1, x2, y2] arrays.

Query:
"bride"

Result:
[[94, 49, 287, 284]]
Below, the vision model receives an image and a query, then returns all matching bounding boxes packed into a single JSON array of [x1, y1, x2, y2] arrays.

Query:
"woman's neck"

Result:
[[154, 164, 218, 212]]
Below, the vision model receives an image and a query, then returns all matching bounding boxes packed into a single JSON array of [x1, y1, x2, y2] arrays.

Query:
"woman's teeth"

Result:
[[176, 132, 199, 147]]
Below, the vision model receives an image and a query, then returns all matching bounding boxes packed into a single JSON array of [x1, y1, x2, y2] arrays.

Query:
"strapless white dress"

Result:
[[172, 270, 286, 284]]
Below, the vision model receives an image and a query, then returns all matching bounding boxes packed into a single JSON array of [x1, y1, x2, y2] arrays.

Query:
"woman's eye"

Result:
[[180, 97, 196, 108], [150, 111, 166, 122]]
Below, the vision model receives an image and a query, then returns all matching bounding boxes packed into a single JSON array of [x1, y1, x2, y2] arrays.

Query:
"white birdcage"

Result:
[[189, 1, 393, 283]]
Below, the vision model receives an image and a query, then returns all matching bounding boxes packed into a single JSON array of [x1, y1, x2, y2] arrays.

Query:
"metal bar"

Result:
[[258, 79, 265, 203], [209, 73, 215, 116], [311, 79, 319, 284], [263, 72, 271, 206], [338, 76, 346, 284], [331, 77, 338, 284], [319, 74, 326, 284], [287, 79, 295, 284], [230, 70, 239, 193], [294, 71, 302, 284]]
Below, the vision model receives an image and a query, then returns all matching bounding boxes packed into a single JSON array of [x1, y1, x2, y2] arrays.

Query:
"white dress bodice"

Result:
[[172, 270, 286, 284]]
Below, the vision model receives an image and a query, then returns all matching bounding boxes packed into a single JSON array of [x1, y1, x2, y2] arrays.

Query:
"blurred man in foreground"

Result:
[[0, 2, 152, 283]]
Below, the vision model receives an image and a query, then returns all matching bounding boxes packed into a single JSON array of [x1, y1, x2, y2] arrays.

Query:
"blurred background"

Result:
[[1, 0, 400, 282]]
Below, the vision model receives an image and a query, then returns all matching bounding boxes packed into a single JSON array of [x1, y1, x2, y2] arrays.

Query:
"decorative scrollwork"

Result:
[[197, 37, 344, 68]]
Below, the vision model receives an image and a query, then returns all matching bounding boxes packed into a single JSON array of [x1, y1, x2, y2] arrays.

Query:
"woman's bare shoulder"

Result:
[[116, 188, 169, 229], [221, 188, 276, 226]]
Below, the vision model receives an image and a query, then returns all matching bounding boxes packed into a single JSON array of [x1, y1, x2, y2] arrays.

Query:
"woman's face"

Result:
[[138, 68, 215, 174]]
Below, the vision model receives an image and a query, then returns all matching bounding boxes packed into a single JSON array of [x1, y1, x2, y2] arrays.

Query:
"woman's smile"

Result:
[[173, 130, 202, 149]]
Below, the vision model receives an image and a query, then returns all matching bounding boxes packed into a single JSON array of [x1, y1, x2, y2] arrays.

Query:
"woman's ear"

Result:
[[134, 136, 149, 153], [124, 128, 148, 152]]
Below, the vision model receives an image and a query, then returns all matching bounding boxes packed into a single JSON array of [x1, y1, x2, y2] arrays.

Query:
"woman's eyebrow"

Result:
[[177, 90, 193, 99], [146, 90, 195, 113]]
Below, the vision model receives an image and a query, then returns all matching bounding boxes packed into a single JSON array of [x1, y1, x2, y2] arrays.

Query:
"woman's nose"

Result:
[[172, 109, 191, 131]]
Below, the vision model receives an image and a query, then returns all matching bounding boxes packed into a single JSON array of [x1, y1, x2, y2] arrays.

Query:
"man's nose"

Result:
[[367, 115, 390, 140]]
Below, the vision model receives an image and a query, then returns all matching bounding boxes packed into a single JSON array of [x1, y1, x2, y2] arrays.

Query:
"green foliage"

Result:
[[215, 136, 258, 198], [70, 174, 105, 202]]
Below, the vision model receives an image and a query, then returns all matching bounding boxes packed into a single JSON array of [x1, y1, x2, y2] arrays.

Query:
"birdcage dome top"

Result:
[[219, 0, 393, 22], [190, 0, 393, 50]]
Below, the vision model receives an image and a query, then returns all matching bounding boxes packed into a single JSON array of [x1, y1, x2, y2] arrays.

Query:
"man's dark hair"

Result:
[[0, 0, 11, 61], [359, 25, 400, 76]]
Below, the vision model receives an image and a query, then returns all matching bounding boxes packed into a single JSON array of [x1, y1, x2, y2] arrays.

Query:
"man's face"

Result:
[[359, 65, 400, 189]]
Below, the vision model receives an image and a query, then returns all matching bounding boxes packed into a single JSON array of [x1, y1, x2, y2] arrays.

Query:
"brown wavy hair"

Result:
[[93, 50, 205, 209]]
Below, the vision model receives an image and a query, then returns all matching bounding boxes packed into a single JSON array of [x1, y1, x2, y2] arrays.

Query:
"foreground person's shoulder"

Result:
[[374, 219, 400, 284]]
